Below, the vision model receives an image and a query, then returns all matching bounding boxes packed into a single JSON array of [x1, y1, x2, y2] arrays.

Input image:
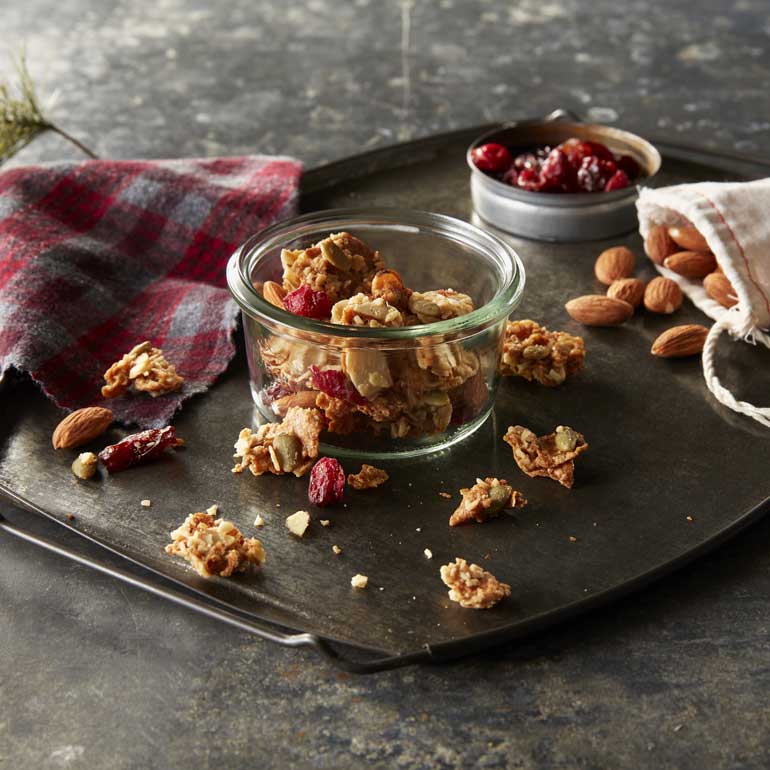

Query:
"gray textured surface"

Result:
[[2, 1, 770, 768]]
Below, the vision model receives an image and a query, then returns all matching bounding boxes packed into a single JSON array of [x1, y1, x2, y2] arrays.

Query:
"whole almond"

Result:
[[643, 277, 683, 314], [651, 324, 709, 358], [594, 246, 635, 286], [52, 407, 114, 449], [271, 391, 319, 417], [565, 295, 634, 326], [607, 278, 645, 308], [663, 250, 717, 279], [703, 271, 738, 308], [668, 224, 709, 252], [645, 224, 677, 265], [262, 281, 286, 309]]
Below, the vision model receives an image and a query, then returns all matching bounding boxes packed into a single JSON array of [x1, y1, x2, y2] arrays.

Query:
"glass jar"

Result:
[[226, 209, 524, 458]]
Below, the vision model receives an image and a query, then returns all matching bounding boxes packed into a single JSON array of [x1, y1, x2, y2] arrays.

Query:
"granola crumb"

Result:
[[320, 519, 331, 527], [415, 527, 421, 532], [438, 491, 452, 499], [503, 424, 588, 488], [569, 535, 577, 542], [424, 548, 433, 559], [165, 511, 265, 578], [347, 464, 389, 490], [206, 504, 218, 517], [686, 515, 694, 522], [332, 545, 342, 555], [254, 514, 265, 527], [449, 477, 526, 526], [440, 557, 510, 609], [66, 513, 76, 521], [286, 510, 311, 537], [351, 574, 368, 589], [140, 499, 152, 508], [102, 341, 184, 399], [71, 452, 98, 480]]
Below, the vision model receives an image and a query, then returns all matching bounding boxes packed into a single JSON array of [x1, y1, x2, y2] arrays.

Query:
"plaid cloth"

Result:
[[0, 155, 302, 427]]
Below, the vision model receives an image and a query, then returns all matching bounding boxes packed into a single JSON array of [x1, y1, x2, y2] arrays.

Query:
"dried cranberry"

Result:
[[576, 156, 617, 192], [513, 152, 539, 171], [308, 457, 345, 506], [616, 154, 641, 180], [539, 148, 578, 192], [604, 169, 631, 191], [262, 380, 297, 405], [516, 167, 544, 192], [310, 365, 367, 405], [501, 167, 518, 186], [98, 426, 180, 473], [283, 285, 333, 319], [470, 143, 512, 174]]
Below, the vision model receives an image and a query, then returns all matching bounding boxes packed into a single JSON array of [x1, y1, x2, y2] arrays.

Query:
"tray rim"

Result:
[[3, 126, 770, 671]]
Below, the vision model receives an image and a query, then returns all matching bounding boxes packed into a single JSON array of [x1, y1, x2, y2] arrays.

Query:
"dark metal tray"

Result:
[[3, 126, 770, 673]]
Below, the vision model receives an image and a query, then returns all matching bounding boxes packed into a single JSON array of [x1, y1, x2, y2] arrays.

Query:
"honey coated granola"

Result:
[[503, 424, 589, 489], [449, 477, 527, 526], [347, 464, 389, 490], [440, 558, 511, 609], [102, 341, 184, 398], [165, 511, 265, 578]]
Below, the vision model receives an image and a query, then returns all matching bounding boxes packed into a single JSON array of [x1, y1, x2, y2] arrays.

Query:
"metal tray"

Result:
[[3, 126, 770, 673]]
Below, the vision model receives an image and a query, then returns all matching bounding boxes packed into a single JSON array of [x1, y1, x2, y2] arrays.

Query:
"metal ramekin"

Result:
[[467, 109, 662, 242]]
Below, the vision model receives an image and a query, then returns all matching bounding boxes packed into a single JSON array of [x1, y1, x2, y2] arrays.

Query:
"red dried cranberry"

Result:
[[584, 140, 614, 162], [470, 143, 512, 174], [501, 167, 518, 186], [283, 285, 333, 319], [576, 156, 617, 192], [308, 457, 345, 506], [539, 148, 578, 192], [604, 169, 631, 191], [310, 365, 367, 405], [513, 152, 539, 171], [516, 167, 544, 192], [616, 154, 641, 180], [98, 426, 180, 473]]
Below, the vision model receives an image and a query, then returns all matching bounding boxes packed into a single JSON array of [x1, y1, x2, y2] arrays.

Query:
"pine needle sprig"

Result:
[[0, 53, 97, 165]]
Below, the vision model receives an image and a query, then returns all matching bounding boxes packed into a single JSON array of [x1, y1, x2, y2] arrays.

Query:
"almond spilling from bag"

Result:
[[663, 250, 717, 279], [52, 407, 114, 449], [262, 281, 286, 309], [565, 295, 634, 326], [594, 246, 635, 286], [643, 277, 683, 314], [645, 224, 678, 265], [668, 224, 709, 253], [703, 271, 738, 308], [651, 324, 709, 358], [607, 277, 645, 308]]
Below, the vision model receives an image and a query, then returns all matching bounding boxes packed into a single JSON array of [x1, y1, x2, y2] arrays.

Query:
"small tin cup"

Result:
[[467, 109, 661, 242]]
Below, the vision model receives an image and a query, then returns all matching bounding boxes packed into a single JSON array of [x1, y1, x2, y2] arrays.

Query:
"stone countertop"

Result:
[[2, 1, 770, 768]]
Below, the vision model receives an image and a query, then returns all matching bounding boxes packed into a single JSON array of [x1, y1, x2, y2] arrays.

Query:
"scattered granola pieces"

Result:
[[286, 510, 311, 537], [351, 574, 368, 589], [424, 548, 433, 559], [332, 545, 342, 555], [101, 341, 184, 399], [141, 499, 152, 508], [165, 512, 265, 578], [331, 293, 404, 327], [500, 320, 585, 387], [503, 424, 589, 489], [449, 477, 527, 527], [438, 491, 452, 499], [320, 519, 331, 527], [66, 513, 76, 521], [232, 407, 324, 477], [408, 289, 475, 324], [347, 464, 389, 490], [254, 514, 265, 527], [440, 558, 511, 609], [71, 452, 98, 480], [569, 536, 577, 542], [206, 504, 218, 517]]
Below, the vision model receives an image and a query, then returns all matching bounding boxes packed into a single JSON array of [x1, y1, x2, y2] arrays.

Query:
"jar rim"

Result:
[[226, 207, 525, 340]]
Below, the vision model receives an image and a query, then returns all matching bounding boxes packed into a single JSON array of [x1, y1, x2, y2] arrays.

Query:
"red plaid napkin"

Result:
[[0, 155, 302, 427]]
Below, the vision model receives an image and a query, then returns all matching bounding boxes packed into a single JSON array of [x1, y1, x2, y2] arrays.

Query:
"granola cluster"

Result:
[[440, 558, 511, 609], [503, 424, 589, 488], [165, 511, 265, 578], [449, 477, 527, 527], [347, 464, 389, 490], [232, 406, 324, 477], [500, 320, 585, 387], [102, 341, 184, 398], [259, 232, 487, 441]]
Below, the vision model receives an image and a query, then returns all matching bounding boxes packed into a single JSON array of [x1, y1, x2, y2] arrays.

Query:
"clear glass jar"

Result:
[[226, 209, 525, 458]]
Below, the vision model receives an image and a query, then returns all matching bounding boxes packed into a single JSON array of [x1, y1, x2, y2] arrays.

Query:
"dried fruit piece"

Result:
[[449, 477, 527, 526], [71, 452, 98, 480], [347, 464, 389, 490], [470, 143, 513, 173], [310, 365, 367, 405], [52, 406, 113, 449], [703, 271, 738, 308], [308, 457, 345, 506], [165, 511, 265, 578], [262, 281, 286, 309], [283, 285, 333, 319], [286, 510, 311, 537], [98, 426, 181, 473], [645, 224, 678, 265], [440, 558, 510, 609], [663, 251, 717, 279], [565, 295, 634, 326], [644, 277, 683, 314], [604, 170, 631, 191], [651, 324, 709, 358], [595, 246, 635, 285], [102, 341, 183, 399], [577, 155, 616, 192], [503, 424, 588, 489], [668, 224, 709, 252], [607, 278, 645, 308]]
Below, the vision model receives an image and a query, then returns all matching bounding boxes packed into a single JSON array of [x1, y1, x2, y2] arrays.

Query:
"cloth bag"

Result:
[[637, 178, 770, 427]]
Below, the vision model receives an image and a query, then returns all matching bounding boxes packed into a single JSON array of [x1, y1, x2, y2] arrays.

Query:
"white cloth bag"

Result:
[[637, 178, 770, 428]]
